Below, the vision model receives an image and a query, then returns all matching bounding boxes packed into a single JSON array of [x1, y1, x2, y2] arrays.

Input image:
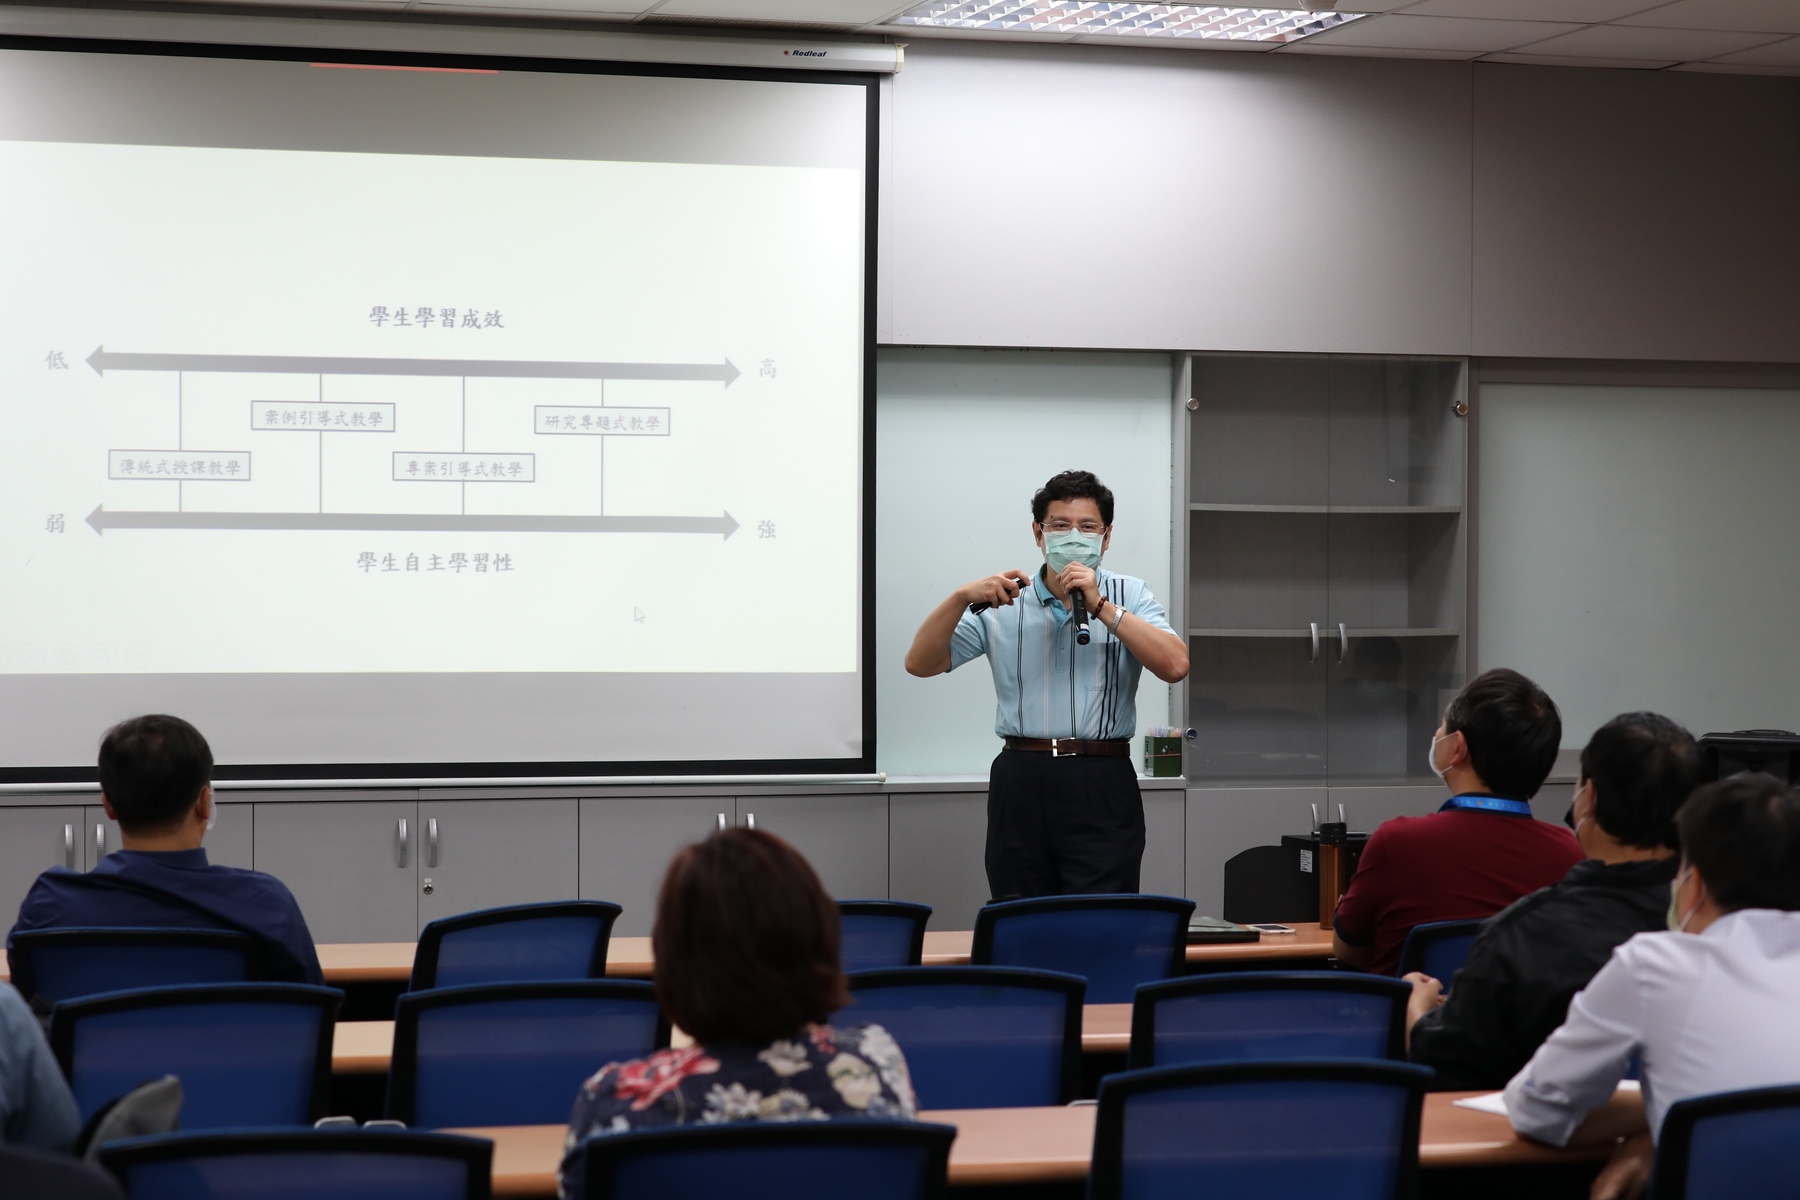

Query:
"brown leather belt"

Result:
[[1004, 737, 1132, 757]]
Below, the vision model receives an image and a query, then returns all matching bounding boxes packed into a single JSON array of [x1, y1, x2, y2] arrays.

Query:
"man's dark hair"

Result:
[[1443, 668, 1561, 801], [98, 714, 213, 834], [652, 828, 849, 1046], [1676, 774, 1800, 913], [1031, 470, 1114, 526], [1579, 712, 1702, 850]]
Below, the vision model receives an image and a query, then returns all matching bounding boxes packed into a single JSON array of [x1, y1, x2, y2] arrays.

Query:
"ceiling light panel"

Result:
[[884, 2, 1363, 43]]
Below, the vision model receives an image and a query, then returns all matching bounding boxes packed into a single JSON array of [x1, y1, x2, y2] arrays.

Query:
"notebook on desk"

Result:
[[1187, 915, 1260, 945]]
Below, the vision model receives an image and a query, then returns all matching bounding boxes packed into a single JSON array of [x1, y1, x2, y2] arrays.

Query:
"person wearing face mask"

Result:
[[904, 470, 1189, 899], [1331, 668, 1583, 976], [1401, 712, 1699, 1090], [1505, 772, 1800, 1200], [8, 715, 323, 994]]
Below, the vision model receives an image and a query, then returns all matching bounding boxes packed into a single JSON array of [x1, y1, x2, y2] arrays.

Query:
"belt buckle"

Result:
[[1051, 738, 1078, 757]]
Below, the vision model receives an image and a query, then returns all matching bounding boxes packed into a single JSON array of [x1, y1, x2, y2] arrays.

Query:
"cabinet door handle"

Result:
[[427, 817, 439, 869], [1309, 622, 1320, 666], [63, 823, 74, 869], [716, 813, 728, 832], [1338, 623, 1349, 666], [94, 823, 105, 861], [396, 818, 409, 868], [746, 812, 756, 830]]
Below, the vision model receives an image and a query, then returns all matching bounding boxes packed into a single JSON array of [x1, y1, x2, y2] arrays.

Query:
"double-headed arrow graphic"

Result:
[[86, 346, 740, 386], [86, 507, 740, 539]]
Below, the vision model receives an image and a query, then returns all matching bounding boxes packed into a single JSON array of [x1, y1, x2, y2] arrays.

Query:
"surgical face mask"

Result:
[[1668, 866, 1699, 932], [1428, 733, 1450, 783], [1043, 528, 1104, 573], [203, 787, 216, 832]]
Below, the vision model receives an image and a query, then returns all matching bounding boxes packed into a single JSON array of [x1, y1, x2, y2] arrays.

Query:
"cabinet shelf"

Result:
[[1189, 504, 1462, 515], [1188, 627, 1461, 639]]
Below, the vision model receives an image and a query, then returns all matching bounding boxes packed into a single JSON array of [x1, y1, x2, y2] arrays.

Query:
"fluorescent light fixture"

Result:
[[885, 1, 1362, 42]]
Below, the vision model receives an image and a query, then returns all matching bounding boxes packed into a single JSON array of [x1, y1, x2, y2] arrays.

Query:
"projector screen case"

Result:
[[0, 35, 878, 783]]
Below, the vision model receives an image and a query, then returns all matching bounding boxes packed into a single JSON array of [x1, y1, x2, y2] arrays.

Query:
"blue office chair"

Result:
[[411, 900, 622, 990], [1128, 972, 1411, 1069], [9, 928, 263, 1006], [573, 1120, 956, 1200], [843, 967, 1084, 1108], [1651, 1084, 1800, 1200], [838, 900, 932, 972], [971, 894, 1196, 1003], [388, 980, 668, 1128], [49, 984, 340, 1128], [1090, 1060, 1432, 1200], [98, 1128, 493, 1200], [1395, 919, 1485, 988]]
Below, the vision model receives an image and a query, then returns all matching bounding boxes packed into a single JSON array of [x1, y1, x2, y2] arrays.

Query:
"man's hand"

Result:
[[1058, 562, 1102, 614], [960, 571, 1031, 610], [1401, 971, 1444, 1052], [1590, 1132, 1654, 1200]]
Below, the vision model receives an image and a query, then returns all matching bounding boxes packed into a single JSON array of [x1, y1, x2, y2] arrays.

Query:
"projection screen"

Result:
[[0, 41, 875, 781]]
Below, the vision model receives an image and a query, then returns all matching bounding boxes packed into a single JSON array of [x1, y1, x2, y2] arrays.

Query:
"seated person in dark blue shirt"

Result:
[[8, 715, 323, 987]]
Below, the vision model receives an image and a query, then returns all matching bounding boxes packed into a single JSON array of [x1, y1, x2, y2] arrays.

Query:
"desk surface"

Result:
[[332, 1004, 1138, 1076], [451, 1088, 1641, 1197], [0, 924, 1336, 987]]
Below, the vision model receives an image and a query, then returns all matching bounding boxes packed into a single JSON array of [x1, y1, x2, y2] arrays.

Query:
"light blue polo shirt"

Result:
[[949, 566, 1177, 741]]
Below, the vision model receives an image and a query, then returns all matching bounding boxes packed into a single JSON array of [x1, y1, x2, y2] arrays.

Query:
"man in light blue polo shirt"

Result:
[[905, 470, 1189, 899]]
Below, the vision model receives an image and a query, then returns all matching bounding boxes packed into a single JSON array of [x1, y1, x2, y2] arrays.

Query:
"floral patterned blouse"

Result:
[[558, 1023, 917, 1199]]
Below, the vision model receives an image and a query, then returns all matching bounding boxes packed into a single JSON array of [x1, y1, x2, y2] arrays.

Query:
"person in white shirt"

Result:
[[1504, 772, 1800, 1200]]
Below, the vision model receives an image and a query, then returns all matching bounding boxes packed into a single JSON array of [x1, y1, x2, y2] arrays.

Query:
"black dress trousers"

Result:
[[984, 748, 1146, 901]]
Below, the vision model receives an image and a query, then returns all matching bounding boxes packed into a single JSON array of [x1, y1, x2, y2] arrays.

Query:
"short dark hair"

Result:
[[1676, 774, 1800, 913], [98, 715, 213, 834], [1031, 470, 1114, 526], [1579, 712, 1702, 850], [652, 828, 849, 1046], [1443, 668, 1561, 801]]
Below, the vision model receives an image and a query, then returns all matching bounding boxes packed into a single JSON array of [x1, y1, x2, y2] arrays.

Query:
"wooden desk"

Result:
[[333, 1005, 1140, 1076], [450, 1088, 1643, 1196], [1, 925, 1334, 988]]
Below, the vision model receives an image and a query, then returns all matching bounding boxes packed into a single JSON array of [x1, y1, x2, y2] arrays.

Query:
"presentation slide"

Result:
[[0, 47, 872, 775]]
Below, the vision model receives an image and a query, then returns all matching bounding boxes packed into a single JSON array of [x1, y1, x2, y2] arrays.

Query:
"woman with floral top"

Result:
[[559, 828, 917, 1199]]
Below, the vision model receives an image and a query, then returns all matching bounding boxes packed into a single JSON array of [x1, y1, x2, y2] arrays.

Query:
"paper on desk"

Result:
[[1454, 1079, 1641, 1117]]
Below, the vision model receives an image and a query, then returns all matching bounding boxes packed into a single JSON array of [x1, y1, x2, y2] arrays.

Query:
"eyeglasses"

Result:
[[1042, 520, 1106, 534]]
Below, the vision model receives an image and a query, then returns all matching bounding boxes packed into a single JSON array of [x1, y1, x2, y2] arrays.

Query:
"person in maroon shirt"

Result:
[[1332, 668, 1584, 976]]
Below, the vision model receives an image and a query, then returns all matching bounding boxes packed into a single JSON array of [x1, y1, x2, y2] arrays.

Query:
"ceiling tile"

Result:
[[654, 0, 900, 21], [1297, 13, 1582, 50], [1707, 32, 1800, 62], [1616, 0, 1800, 33], [1278, 39, 1481, 57], [1674, 59, 1800, 72], [1511, 22, 1783, 56], [1480, 49, 1676, 65], [1397, 0, 1660, 19]]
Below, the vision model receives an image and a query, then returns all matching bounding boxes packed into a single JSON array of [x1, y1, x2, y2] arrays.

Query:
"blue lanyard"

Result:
[[1440, 794, 1534, 817]]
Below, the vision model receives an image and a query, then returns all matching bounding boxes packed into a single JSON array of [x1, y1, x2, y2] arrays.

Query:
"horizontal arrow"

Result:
[[86, 506, 738, 539], [86, 346, 739, 387]]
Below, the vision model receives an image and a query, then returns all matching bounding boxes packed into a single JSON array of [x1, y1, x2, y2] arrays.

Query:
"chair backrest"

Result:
[[50, 984, 341, 1129], [1652, 1084, 1800, 1200], [838, 901, 932, 972], [843, 967, 1084, 1107], [971, 895, 1196, 1003], [575, 1119, 955, 1200], [98, 1129, 493, 1200], [1128, 972, 1411, 1069], [411, 901, 621, 991], [1090, 1060, 1431, 1200], [9, 928, 262, 1006], [388, 980, 668, 1128], [1395, 919, 1485, 985]]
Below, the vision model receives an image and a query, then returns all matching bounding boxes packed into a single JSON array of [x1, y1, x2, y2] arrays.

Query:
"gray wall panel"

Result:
[[889, 790, 991, 930]]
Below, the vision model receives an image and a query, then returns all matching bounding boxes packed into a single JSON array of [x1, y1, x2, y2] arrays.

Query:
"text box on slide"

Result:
[[109, 451, 250, 480], [535, 406, 671, 436], [393, 453, 535, 482]]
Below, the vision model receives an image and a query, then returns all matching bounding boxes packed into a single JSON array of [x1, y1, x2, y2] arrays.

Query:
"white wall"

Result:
[[875, 348, 1174, 777], [881, 41, 1800, 364], [1477, 384, 1800, 749]]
